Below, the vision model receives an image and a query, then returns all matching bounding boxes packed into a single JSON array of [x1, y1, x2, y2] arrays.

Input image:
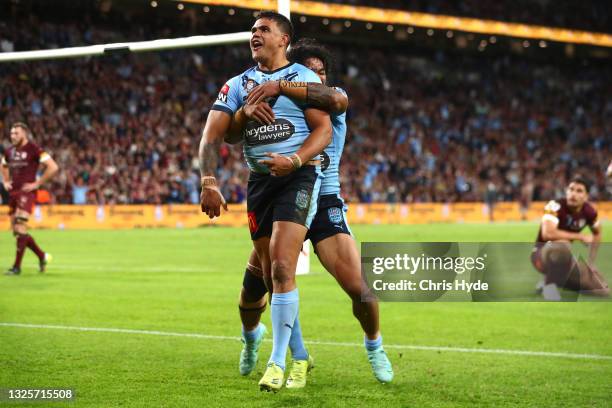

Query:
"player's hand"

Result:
[[200, 177, 228, 219], [580, 233, 594, 245], [244, 102, 275, 125], [2, 181, 12, 191], [21, 182, 39, 193], [258, 152, 295, 177], [247, 80, 281, 105]]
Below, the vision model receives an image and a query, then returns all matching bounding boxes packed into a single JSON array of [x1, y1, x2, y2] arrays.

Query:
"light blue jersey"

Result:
[[211, 62, 322, 174], [320, 87, 347, 196]]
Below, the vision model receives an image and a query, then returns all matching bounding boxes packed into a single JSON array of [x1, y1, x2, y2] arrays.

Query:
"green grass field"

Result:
[[0, 223, 610, 407]]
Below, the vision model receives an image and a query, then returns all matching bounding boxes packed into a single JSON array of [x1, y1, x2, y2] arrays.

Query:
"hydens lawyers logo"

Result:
[[217, 84, 229, 103], [244, 119, 295, 146]]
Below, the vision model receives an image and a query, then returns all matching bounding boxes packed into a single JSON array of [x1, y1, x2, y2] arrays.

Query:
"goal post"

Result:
[[0, 0, 291, 63]]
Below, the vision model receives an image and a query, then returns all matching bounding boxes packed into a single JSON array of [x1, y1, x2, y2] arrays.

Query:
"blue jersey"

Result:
[[211, 62, 322, 174], [320, 87, 347, 196]]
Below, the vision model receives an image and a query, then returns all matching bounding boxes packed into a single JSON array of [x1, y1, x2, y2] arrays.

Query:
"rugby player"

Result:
[[2, 122, 58, 275], [198, 12, 332, 392], [532, 177, 608, 300], [229, 39, 393, 386]]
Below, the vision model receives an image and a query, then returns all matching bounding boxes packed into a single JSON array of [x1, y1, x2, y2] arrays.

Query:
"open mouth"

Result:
[[251, 39, 263, 51]]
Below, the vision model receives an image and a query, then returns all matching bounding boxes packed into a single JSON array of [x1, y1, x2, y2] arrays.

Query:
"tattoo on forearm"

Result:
[[281, 80, 307, 88], [199, 137, 221, 176], [306, 83, 337, 110]]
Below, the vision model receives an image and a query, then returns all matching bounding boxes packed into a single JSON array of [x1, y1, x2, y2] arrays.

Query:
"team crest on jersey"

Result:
[[217, 83, 229, 103], [12, 151, 28, 160], [328, 207, 343, 224], [578, 219, 586, 228], [241, 76, 259, 93], [295, 189, 310, 210]]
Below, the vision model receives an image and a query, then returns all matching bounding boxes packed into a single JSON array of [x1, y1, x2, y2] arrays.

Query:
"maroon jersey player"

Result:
[[1, 122, 58, 275], [531, 177, 608, 300]]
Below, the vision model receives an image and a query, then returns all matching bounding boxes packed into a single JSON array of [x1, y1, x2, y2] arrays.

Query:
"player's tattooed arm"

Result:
[[199, 110, 230, 217], [279, 81, 348, 114], [199, 110, 232, 176], [199, 137, 220, 175], [246, 80, 348, 114], [305, 83, 348, 114]]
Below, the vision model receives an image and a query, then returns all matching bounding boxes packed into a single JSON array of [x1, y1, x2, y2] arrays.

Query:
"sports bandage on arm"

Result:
[[201, 176, 227, 205], [289, 153, 302, 169], [39, 152, 51, 163], [281, 153, 302, 171]]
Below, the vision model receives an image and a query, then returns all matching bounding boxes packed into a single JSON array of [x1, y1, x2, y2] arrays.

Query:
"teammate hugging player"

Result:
[[531, 177, 608, 300], [228, 39, 394, 387], [198, 12, 332, 392], [1, 122, 58, 275]]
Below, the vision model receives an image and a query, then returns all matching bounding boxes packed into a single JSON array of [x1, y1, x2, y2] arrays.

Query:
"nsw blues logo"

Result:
[[241, 76, 259, 94], [328, 207, 343, 224], [296, 189, 310, 210]]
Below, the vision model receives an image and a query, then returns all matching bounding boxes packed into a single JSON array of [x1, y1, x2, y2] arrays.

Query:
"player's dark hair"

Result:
[[288, 38, 334, 77], [11, 122, 32, 137], [569, 176, 590, 193], [256, 11, 293, 45]]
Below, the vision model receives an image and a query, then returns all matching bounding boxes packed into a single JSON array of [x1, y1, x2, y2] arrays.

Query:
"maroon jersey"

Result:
[[535, 198, 598, 243], [2, 142, 49, 191]]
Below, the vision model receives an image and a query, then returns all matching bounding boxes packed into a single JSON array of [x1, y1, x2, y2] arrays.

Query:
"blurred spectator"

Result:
[[72, 177, 88, 204]]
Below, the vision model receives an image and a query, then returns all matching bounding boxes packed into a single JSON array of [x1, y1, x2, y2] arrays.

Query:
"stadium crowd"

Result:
[[0, 13, 610, 205], [326, 0, 611, 33]]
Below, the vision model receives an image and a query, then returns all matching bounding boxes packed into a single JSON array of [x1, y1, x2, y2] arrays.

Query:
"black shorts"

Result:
[[306, 194, 352, 246], [247, 165, 321, 240]]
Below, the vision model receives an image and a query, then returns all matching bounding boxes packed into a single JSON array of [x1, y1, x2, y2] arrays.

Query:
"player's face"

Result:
[[303, 57, 326, 85], [250, 18, 288, 63], [566, 182, 588, 207], [9, 127, 27, 147]]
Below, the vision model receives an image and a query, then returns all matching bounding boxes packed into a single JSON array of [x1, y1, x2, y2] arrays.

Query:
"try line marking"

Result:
[[1, 322, 611, 361]]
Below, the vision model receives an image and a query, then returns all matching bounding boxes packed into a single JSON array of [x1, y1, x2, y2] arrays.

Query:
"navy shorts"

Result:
[[306, 194, 352, 246], [247, 165, 321, 240]]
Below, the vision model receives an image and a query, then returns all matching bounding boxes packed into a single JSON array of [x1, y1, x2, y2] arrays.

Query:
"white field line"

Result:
[[51, 264, 212, 273], [1, 322, 610, 361]]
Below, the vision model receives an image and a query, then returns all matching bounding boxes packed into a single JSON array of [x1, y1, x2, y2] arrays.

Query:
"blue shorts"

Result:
[[306, 194, 352, 246]]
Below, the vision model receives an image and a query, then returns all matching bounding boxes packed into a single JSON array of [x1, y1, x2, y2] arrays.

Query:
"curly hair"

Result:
[[288, 38, 335, 77]]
